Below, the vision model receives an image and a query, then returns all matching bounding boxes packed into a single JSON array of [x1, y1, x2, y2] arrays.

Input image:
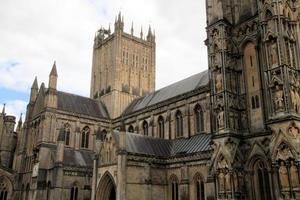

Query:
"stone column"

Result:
[[117, 131, 127, 200], [91, 154, 98, 200]]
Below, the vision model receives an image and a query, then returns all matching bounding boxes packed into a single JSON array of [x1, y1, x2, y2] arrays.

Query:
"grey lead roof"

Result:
[[112, 131, 212, 158], [63, 148, 93, 167], [57, 91, 109, 119], [123, 70, 209, 115]]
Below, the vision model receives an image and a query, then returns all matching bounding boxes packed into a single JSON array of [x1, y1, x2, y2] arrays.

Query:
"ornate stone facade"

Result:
[[0, 1, 300, 200]]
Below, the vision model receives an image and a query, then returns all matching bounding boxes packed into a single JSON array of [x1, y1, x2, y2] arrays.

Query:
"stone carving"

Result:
[[225, 172, 231, 191], [218, 172, 225, 192], [217, 109, 224, 129], [215, 71, 223, 93], [270, 41, 278, 67], [288, 124, 299, 139], [277, 143, 293, 161], [291, 87, 297, 111], [295, 89, 300, 112], [233, 172, 238, 192], [274, 85, 284, 111], [290, 161, 300, 188], [279, 161, 290, 189]]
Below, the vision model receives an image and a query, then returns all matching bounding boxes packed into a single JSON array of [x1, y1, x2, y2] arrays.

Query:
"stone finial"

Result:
[[1, 103, 5, 114], [31, 76, 38, 89], [50, 61, 58, 77], [131, 22, 134, 35], [140, 26, 143, 39]]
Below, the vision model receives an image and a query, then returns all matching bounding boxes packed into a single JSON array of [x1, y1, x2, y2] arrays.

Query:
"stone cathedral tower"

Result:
[[90, 13, 156, 118]]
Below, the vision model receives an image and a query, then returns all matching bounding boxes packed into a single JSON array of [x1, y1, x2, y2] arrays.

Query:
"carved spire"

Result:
[[17, 113, 23, 131], [49, 61, 58, 90], [31, 76, 38, 89], [140, 26, 143, 39], [147, 25, 153, 41], [50, 61, 58, 77], [131, 22, 134, 35], [114, 12, 124, 32], [30, 77, 39, 102], [1, 103, 5, 115]]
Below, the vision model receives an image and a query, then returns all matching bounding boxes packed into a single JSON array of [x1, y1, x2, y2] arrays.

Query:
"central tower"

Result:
[[90, 13, 156, 118]]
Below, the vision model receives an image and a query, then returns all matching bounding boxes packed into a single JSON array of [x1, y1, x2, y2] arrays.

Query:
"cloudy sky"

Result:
[[0, 0, 208, 119]]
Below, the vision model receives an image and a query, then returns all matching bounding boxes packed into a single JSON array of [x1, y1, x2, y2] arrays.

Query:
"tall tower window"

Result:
[[64, 123, 71, 146], [194, 104, 204, 133], [158, 116, 164, 138], [176, 111, 183, 137], [70, 185, 78, 200], [142, 121, 148, 136], [81, 126, 90, 148], [170, 176, 179, 200]]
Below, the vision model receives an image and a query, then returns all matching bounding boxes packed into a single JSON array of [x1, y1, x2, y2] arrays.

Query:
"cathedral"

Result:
[[1, 0, 300, 199]]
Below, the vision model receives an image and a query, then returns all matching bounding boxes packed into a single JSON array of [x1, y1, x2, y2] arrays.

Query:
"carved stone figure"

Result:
[[233, 172, 238, 192], [291, 87, 297, 111], [271, 41, 278, 67], [295, 89, 300, 112], [290, 161, 300, 187], [274, 85, 284, 111], [217, 110, 224, 129], [225, 172, 231, 191], [218, 172, 225, 192], [215, 72, 223, 92], [288, 125, 299, 139], [279, 161, 290, 189]]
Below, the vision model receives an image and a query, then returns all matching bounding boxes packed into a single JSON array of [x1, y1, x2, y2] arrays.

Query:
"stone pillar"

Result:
[[117, 131, 127, 200], [180, 165, 189, 200], [91, 154, 98, 200]]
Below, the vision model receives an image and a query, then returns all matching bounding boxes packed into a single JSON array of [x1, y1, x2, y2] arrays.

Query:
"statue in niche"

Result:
[[238, 172, 245, 191], [288, 125, 299, 139], [270, 41, 278, 67], [290, 160, 300, 187], [233, 172, 238, 192], [217, 109, 225, 129], [279, 161, 290, 189], [218, 172, 225, 192], [295, 88, 300, 112], [291, 87, 297, 111], [274, 85, 284, 111], [215, 72, 223, 93], [225, 172, 231, 191]]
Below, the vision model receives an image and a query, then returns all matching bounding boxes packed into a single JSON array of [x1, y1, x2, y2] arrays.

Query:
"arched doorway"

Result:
[[96, 172, 116, 200]]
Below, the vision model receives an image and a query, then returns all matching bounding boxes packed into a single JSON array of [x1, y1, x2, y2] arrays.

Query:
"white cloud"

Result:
[[0, 0, 208, 96]]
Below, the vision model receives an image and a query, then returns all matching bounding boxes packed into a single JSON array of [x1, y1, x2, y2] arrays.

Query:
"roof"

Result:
[[112, 131, 212, 158], [123, 70, 209, 115], [63, 148, 93, 167], [57, 91, 109, 119]]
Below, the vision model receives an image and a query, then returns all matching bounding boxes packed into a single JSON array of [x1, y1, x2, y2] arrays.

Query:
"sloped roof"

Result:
[[112, 131, 212, 158], [63, 148, 93, 167], [123, 70, 209, 115], [57, 91, 109, 119]]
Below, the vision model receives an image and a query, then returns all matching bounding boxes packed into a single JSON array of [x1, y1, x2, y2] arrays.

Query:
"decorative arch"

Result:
[[247, 156, 272, 200], [70, 182, 79, 200], [96, 172, 116, 200], [0, 176, 12, 200], [127, 125, 134, 133]]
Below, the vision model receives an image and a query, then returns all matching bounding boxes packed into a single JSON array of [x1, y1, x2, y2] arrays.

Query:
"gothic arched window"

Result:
[[176, 111, 183, 138], [170, 176, 179, 200], [194, 104, 204, 133], [70, 185, 78, 200], [253, 160, 271, 200], [64, 123, 71, 146], [158, 116, 164, 138], [194, 174, 205, 200], [46, 182, 51, 200], [142, 121, 148, 136], [81, 126, 90, 148], [128, 125, 134, 133]]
